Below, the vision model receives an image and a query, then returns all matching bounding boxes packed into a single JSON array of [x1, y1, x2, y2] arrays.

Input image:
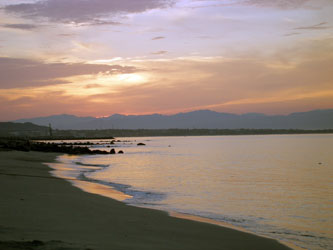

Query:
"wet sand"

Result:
[[0, 151, 292, 250]]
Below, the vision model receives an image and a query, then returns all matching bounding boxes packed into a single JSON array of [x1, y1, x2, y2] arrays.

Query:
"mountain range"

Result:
[[13, 109, 333, 130]]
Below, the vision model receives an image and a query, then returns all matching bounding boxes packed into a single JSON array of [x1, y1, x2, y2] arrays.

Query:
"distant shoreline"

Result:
[[1, 128, 333, 140]]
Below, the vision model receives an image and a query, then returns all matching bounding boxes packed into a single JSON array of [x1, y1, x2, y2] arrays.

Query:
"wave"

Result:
[[77, 172, 166, 205], [75, 161, 109, 168]]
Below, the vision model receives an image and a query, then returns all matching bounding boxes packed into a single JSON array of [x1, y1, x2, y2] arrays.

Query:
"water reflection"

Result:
[[48, 135, 333, 250]]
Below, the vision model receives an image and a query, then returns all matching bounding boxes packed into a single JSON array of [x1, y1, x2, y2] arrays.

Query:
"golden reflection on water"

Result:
[[87, 135, 332, 249], [47, 135, 333, 250], [49, 156, 132, 201], [71, 180, 131, 201]]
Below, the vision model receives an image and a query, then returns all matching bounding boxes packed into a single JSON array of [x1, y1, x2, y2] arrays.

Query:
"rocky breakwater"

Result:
[[0, 139, 122, 155]]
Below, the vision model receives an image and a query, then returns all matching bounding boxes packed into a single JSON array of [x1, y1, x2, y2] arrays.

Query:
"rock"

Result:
[[0, 139, 115, 155], [118, 150, 124, 154], [91, 150, 108, 154], [137, 143, 146, 146], [110, 148, 116, 154]]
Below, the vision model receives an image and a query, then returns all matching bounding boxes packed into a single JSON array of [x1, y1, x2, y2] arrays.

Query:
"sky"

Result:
[[0, 0, 332, 120]]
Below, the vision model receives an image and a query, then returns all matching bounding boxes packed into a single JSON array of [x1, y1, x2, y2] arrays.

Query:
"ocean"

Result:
[[47, 134, 333, 250]]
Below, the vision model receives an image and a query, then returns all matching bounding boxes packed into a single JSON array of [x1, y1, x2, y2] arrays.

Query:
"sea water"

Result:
[[47, 135, 333, 250]]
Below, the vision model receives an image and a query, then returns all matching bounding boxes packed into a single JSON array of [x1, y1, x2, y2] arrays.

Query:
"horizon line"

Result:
[[7, 108, 333, 122]]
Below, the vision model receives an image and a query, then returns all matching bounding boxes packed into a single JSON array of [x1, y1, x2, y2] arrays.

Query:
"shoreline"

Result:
[[0, 150, 292, 250], [169, 212, 306, 250], [49, 156, 304, 250], [2, 129, 333, 141]]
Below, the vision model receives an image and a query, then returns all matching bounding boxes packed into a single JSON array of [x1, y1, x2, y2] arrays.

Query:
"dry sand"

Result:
[[0, 151, 292, 250]]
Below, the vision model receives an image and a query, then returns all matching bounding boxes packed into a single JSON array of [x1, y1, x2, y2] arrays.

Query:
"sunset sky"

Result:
[[0, 0, 332, 121]]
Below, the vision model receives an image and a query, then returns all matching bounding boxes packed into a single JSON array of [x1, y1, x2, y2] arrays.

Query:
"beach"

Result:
[[0, 150, 291, 250]]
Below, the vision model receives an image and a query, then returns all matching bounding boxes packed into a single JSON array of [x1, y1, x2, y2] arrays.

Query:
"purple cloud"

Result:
[[0, 57, 137, 89], [151, 51, 168, 55], [189, 0, 311, 10], [284, 32, 301, 36], [2, 23, 38, 30], [294, 22, 330, 30], [4, 0, 174, 24], [152, 36, 165, 40], [241, 0, 310, 9]]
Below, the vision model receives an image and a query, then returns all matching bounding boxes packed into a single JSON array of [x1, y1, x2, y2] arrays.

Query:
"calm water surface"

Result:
[[48, 135, 333, 250]]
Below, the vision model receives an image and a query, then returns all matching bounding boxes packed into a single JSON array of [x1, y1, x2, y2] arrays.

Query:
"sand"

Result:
[[0, 151, 292, 250]]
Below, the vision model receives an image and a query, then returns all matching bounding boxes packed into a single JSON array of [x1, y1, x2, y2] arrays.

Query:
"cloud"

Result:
[[188, 0, 311, 9], [294, 22, 330, 30], [284, 32, 300, 36], [85, 84, 103, 89], [151, 50, 168, 55], [1, 38, 332, 120], [0, 57, 137, 89], [4, 0, 173, 24], [2, 23, 38, 30], [77, 19, 122, 26], [107, 38, 333, 114], [57, 33, 76, 37], [241, 0, 311, 9], [152, 36, 165, 40]]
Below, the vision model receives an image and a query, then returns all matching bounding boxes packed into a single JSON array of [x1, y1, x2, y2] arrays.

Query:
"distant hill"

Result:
[[13, 109, 333, 130], [0, 122, 49, 137]]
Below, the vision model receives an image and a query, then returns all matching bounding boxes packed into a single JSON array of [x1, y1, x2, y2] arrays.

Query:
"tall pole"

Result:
[[49, 123, 53, 137]]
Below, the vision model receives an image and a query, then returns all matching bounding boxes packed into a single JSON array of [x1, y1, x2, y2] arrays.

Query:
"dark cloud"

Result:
[[4, 0, 173, 24], [284, 32, 301, 36], [152, 36, 165, 40], [0, 57, 137, 89], [294, 22, 330, 30], [151, 51, 168, 55], [2, 23, 38, 30]]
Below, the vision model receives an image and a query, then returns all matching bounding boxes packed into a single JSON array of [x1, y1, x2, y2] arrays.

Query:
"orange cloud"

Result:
[[0, 37, 332, 120]]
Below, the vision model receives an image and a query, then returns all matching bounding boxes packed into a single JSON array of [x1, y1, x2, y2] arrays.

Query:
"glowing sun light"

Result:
[[116, 73, 146, 83]]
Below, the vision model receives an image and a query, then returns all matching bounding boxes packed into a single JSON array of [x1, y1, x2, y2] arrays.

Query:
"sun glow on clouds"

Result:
[[0, 0, 332, 120], [49, 72, 149, 97], [209, 90, 333, 108], [115, 73, 147, 83], [0, 71, 149, 102]]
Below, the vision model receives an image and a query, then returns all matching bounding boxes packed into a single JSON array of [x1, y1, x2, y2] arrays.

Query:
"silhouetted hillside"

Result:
[[13, 109, 333, 130], [0, 122, 49, 137]]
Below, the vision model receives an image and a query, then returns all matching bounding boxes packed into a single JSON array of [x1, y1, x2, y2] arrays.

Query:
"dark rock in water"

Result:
[[0, 139, 113, 155], [110, 140, 115, 144], [107, 145, 110, 148], [110, 148, 116, 154], [118, 150, 124, 154], [91, 149, 108, 154], [58, 141, 93, 146], [137, 143, 146, 146]]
